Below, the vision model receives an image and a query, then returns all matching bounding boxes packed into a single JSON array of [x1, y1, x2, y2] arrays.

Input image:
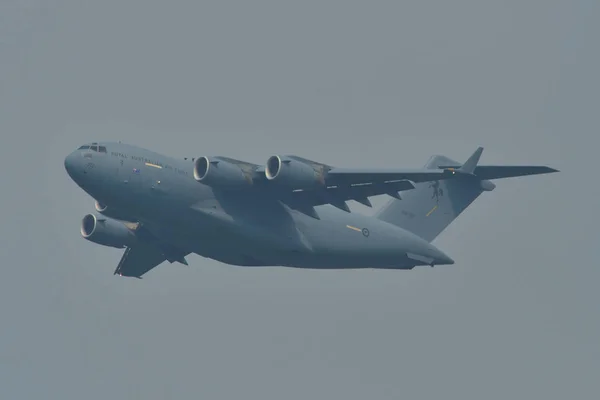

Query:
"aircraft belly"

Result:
[[94, 173, 439, 269], [288, 205, 456, 269], [288, 206, 416, 268], [128, 195, 309, 266]]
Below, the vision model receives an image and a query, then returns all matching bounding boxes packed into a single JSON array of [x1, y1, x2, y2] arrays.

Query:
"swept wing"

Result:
[[253, 156, 455, 217], [197, 155, 457, 218], [196, 148, 555, 219]]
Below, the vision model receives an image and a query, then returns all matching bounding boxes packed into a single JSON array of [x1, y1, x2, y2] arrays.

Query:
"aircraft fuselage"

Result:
[[64, 142, 454, 269]]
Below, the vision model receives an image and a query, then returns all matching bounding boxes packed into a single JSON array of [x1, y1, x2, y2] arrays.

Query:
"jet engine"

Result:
[[193, 156, 252, 188], [94, 201, 136, 222], [265, 155, 325, 189], [81, 214, 136, 249]]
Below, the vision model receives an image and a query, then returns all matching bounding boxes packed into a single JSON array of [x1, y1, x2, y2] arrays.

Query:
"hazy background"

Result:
[[1, 1, 598, 398]]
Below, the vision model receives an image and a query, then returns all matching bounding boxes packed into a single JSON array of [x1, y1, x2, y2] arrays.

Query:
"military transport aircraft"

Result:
[[64, 143, 557, 278]]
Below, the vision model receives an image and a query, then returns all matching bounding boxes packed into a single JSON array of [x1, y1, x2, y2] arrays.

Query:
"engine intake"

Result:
[[193, 156, 252, 188], [94, 201, 136, 222], [265, 155, 325, 189], [95, 201, 108, 213], [81, 214, 135, 248]]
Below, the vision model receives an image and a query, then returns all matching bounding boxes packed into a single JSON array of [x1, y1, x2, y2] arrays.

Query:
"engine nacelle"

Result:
[[94, 201, 136, 222], [81, 214, 136, 249], [193, 156, 252, 188], [265, 155, 325, 189]]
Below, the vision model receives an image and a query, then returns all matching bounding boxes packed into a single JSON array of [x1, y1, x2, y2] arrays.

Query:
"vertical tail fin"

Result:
[[375, 147, 558, 242], [376, 154, 490, 242]]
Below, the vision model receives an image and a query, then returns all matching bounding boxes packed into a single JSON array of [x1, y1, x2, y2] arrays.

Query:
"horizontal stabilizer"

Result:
[[439, 165, 559, 180], [376, 149, 558, 243]]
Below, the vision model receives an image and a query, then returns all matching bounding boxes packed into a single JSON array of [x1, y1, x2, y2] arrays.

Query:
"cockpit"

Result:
[[78, 142, 107, 153]]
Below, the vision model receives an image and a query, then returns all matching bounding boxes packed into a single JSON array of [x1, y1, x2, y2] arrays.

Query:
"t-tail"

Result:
[[375, 147, 558, 242]]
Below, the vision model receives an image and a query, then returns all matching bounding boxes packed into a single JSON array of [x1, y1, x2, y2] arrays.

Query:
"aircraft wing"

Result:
[[260, 156, 452, 185], [210, 148, 554, 218], [254, 159, 457, 218], [278, 179, 417, 214], [261, 167, 454, 217], [113, 240, 190, 279], [324, 167, 452, 185], [251, 147, 556, 218]]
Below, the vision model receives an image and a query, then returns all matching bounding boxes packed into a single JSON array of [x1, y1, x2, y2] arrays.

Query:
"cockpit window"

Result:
[[78, 143, 106, 152]]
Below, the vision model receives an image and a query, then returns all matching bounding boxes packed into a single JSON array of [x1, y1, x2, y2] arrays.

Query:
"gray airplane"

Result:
[[64, 142, 557, 278]]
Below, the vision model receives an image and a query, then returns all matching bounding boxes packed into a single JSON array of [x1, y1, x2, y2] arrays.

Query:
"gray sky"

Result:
[[1, 1, 598, 398]]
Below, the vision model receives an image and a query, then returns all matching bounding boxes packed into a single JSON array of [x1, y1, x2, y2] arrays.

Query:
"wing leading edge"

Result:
[[208, 156, 455, 216], [202, 148, 557, 219], [268, 148, 557, 218]]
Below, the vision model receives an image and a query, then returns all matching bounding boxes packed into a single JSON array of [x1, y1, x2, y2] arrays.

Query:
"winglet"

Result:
[[458, 147, 484, 175]]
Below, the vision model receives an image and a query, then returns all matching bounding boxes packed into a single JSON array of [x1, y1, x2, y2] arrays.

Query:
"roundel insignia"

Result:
[[362, 228, 370, 237]]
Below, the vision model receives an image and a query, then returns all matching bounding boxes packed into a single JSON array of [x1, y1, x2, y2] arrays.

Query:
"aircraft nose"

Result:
[[64, 151, 79, 178], [64, 152, 73, 172]]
